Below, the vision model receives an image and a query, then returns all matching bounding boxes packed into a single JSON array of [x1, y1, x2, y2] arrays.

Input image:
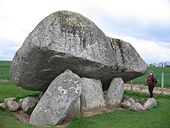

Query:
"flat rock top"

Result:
[[11, 11, 147, 91]]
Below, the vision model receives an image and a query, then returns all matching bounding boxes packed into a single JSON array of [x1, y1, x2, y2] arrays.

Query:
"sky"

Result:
[[0, 0, 170, 64]]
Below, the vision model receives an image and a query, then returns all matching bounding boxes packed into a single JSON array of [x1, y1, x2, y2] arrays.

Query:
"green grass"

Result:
[[0, 60, 40, 128], [0, 82, 40, 102], [0, 82, 39, 128], [0, 108, 36, 128], [1, 61, 170, 87], [0, 83, 170, 128], [67, 91, 170, 128], [0, 61, 11, 80], [130, 66, 170, 88]]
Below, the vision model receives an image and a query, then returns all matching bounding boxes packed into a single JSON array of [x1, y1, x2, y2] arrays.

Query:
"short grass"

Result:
[[0, 108, 36, 128], [0, 88, 170, 128], [1, 61, 170, 87], [0, 81, 40, 128], [0, 82, 40, 102], [0, 61, 11, 80], [0, 82, 40, 128], [67, 91, 170, 128]]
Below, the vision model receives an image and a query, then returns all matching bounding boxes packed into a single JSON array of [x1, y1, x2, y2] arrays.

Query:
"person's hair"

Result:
[[150, 70, 153, 73]]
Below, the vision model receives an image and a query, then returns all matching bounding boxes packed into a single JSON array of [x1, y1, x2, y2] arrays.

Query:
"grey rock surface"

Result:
[[11, 10, 147, 91], [30, 69, 82, 126], [127, 97, 135, 104], [121, 100, 132, 108], [130, 102, 145, 112], [106, 77, 124, 105], [144, 98, 157, 110], [21, 97, 39, 114], [0, 103, 6, 109], [18, 99, 23, 108], [4, 97, 19, 112], [81, 77, 105, 110], [68, 97, 81, 115]]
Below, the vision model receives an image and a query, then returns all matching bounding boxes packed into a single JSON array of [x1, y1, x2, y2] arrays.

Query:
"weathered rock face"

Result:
[[144, 98, 157, 110], [81, 77, 105, 110], [129, 102, 145, 112], [0, 103, 5, 109], [4, 97, 19, 112], [121, 100, 132, 108], [30, 69, 82, 126], [21, 97, 39, 114], [11, 10, 147, 91], [106, 78, 124, 105]]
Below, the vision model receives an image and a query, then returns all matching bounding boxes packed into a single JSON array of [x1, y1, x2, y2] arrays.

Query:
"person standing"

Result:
[[147, 70, 157, 98]]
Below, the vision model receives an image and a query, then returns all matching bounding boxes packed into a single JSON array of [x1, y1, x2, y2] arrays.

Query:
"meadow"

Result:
[[0, 61, 170, 128], [130, 66, 170, 88], [1, 61, 170, 87], [0, 61, 11, 80]]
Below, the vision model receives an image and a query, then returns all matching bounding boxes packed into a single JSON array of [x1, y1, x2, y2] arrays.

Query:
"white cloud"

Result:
[[0, 0, 170, 63], [90, 0, 170, 25], [115, 35, 170, 64]]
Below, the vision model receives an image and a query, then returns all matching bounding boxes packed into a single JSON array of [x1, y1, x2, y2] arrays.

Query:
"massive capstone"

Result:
[[11, 11, 147, 91]]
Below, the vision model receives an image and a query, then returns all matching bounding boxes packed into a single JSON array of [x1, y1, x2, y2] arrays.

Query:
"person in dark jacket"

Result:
[[147, 70, 157, 98]]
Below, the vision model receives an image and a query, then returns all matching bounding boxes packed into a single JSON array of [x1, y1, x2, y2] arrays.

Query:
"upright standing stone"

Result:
[[106, 77, 124, 106], [30, 69, 82, 126], [81, 77, 105, 110]]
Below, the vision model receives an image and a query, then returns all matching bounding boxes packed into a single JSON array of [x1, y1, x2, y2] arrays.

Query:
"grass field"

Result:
[[0, 82, 39, 102], [130, 66, 170, 88], [68, 92, 170, 128], [0, 61, 11, 80], [0, 108, 36, 128], [0, 89, 170, 128], [1, 61, 170, 87], [69, 97, 170, 128]]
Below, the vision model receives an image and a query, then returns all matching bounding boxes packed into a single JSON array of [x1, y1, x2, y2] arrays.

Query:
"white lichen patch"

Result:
[[58, 86, 68, 94], [69, 85, 81, 94]]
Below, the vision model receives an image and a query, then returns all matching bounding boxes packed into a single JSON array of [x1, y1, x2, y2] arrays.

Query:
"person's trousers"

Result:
[[149, 85, 155, 98]]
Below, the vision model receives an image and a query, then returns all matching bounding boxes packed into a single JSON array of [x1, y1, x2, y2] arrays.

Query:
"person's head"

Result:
[[150, 70, 153, 75]]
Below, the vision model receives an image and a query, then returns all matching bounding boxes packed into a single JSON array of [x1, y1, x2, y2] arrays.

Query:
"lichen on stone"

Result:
[[57, 11, 87, 28], [115, 39, 123, 49]]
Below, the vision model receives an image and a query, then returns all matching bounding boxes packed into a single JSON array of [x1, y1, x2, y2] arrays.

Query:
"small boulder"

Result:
[[4, 97, 16, 102], [144, 98, 157, 110], [106, 78, 124, 106], [18, 99, 23, 108], [81, 77, 105, 110], [0, 103, 6, 109], [30, 69, 82, 126], [130, 102, 145, 112], [121, 100, 132, 108], [4, 97, 19, 112], [22, 97, 39, 114], [127, 97, 135, 104]]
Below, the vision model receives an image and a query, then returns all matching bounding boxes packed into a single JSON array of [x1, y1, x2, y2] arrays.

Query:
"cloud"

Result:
[[0, 41, 20, 60], [90, 0, 170, 25], [0, 0, 170, 63], [116, 36, 170, 64]]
